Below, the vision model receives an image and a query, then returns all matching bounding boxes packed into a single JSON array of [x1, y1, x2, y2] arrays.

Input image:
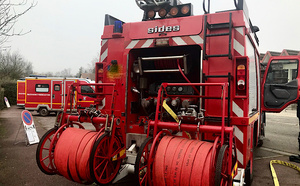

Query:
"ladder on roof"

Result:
[[203, 13, 233, 60]]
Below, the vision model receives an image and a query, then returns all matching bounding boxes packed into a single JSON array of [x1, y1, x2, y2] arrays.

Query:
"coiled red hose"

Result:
[[54, 128, 102, 183], [153, 136, 216, 186]]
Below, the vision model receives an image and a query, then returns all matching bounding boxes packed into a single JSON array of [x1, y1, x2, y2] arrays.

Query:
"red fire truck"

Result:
[[24, 77, 95, 116], [17, 79, 25, 106], [36, 0, 300, 185]]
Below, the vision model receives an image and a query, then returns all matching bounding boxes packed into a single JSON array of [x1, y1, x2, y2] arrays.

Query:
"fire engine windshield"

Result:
[[81, 85, 96, 98]]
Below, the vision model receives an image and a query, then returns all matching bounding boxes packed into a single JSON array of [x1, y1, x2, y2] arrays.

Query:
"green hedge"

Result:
[[0, 81, 17, 109], [0, 86, 4, 110]]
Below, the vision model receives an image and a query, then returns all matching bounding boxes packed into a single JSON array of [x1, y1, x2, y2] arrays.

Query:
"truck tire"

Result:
[[257, 139, 263, 147], [245, 160, 253, 185], [39, 107, 49, 117]]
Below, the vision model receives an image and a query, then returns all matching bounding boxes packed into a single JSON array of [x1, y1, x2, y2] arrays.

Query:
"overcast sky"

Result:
[[6, 0, 300, 74]]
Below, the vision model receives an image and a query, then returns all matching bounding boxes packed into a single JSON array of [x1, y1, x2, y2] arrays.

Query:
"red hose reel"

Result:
[[54, 128, 99, 183], [153, 136, 215, 186]]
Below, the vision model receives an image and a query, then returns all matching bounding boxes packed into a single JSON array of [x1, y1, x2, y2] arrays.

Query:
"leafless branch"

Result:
[[0, 0, 36, 45]]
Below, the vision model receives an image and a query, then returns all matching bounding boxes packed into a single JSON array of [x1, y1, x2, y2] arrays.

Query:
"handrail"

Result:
[[135, 0, 171, 10], [152, 82, 228, 144], [234, 0, 239, 9], [202, 0, 210, 14], [64, 82, 117, 115], [138, 55, 188, 75]]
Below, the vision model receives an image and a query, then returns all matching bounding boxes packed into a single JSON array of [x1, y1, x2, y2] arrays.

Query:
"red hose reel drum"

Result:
[[54, 128, 101, 183], [153, 136, 217, 186]]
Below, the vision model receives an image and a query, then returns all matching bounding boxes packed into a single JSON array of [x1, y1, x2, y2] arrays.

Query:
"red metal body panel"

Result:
[[17, 80, 25, 106]]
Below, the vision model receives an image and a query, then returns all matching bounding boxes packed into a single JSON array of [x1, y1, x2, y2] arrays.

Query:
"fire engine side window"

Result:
[[81, 85, 96, 98], [266, 59, 298, 84], [35, 84, 49, 93], [54, 84, 61, 91]]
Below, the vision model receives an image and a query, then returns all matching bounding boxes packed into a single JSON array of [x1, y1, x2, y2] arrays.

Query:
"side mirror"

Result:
[[252, 26, 260, 33]]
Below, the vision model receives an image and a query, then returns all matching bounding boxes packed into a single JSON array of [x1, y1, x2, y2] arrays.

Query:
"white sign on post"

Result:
[[21, 110, 39, 145], [4, 97, 10, 108]]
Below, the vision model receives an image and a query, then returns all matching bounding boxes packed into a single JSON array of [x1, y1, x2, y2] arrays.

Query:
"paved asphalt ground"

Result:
[[0, 106, 300, 185]]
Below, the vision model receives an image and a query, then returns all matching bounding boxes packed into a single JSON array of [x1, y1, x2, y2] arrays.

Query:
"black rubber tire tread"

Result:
[[257, 139, 263, 147], [39, 107, 49, 117], [215, 144, 228, 186], [134, 137, 153, 186], [36, 128, 57, 175], [245, 160, 253, 186]]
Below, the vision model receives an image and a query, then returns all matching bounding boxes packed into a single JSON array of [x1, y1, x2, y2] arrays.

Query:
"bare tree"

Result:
[[44, 71, 54, 77], [0, 51, 33, 80], [87, 55, 99, 73], [0, 0, 36, 45], [55, 68, 73, 78], [76, 66, 84, 78]]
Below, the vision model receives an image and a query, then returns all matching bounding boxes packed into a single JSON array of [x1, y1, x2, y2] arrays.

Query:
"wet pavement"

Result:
[[0, 106, 300, 185]]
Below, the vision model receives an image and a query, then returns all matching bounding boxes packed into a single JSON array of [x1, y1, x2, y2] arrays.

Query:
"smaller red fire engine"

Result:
[[23, 77, 95, 116]]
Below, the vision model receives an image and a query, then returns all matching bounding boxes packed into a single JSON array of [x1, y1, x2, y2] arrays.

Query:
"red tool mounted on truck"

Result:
[[36, 0, 300, 185]]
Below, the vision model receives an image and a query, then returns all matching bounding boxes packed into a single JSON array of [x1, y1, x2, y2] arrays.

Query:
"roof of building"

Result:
[[260, 49, 300, 63], [80, 73, 95, 80], [269, 51, 281, 56], [284, 49, 300, 56], [259, 53, 265, 61]]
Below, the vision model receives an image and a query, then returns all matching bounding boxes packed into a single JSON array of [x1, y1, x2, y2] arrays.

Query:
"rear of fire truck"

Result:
[[95, 0, 261, 185], [36, 0, 266, 185]]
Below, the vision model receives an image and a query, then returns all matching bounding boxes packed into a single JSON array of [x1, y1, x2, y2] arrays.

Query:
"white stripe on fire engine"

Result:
[[141, 39, 154, 48], [126, 40, 140, 49], [236, 148, 244, 166], [235, 27, 244, 36], [172, 37, 187, 45], [101, 39, 108, 47], [234, 125, 244, 144], [100, 48, 108, 62], [232, 101, 244, 117], [189, 35, 203, 44], [98, 98, 106, 110], [233, 39, 245, 56], [172, 35, 203, 45], [27, 93, 51, 96]]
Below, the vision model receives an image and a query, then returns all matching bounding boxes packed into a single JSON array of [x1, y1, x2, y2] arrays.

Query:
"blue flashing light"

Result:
[[113, 21, 123, 33]]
